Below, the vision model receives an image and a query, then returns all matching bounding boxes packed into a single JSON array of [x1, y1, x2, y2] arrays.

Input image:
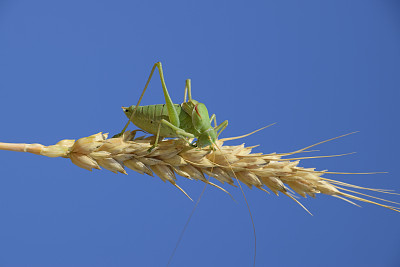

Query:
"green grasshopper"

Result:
[[117, 62, 228, 148], [115, 63, 264, 265]]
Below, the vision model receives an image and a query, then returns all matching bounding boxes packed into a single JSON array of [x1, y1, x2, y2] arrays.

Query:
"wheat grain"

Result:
[[0, 130, 398, 213]]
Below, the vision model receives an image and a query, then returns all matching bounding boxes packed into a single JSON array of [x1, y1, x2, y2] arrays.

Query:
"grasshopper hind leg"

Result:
[[147, 121, 164, 152], [160, 119, 195, 139], [183, 79, 192, 102], [115, 62, 180, 137], [147, 119, 197, 150]]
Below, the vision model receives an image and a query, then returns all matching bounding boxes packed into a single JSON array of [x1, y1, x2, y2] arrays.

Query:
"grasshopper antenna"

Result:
[[219, 123, 276, 142], [166, 147, 217, 266], [213, 140, 257, 267], [166, 183, 208, 267]]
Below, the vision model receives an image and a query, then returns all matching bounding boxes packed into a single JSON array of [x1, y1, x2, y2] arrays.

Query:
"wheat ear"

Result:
[[0, 130, 398, 213]]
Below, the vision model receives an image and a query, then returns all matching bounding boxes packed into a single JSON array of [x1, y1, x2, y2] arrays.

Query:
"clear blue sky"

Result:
[[1, 1, 400, 266]]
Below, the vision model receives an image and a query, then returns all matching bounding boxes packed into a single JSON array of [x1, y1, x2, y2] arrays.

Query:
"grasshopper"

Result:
[[117, 62, 228, 148]]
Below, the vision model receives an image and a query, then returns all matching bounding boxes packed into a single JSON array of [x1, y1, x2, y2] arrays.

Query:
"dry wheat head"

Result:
[[0, 130, 398, 213]]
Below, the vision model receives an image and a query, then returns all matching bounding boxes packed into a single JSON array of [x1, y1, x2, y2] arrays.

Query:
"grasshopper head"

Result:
[[191, 103, 212, 132], [196, 128, 217, 148], [185, 102, 217, 147]]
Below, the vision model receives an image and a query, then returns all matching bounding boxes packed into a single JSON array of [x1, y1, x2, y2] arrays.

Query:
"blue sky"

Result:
[[1, 1, 400, 266]]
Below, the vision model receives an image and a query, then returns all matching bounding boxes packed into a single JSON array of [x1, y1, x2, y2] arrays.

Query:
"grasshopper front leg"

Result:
[[215, 120, 228, 137], [210, 113, 228, 137]]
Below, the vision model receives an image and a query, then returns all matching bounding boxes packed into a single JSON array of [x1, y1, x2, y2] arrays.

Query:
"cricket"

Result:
[[117, 62, 259, 266], [116, 62, 228, 149], [0, 62, 399, 267]]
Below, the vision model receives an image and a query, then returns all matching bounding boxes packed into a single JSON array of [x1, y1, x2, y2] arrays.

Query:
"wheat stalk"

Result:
[[0, 130, 398, 213]]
